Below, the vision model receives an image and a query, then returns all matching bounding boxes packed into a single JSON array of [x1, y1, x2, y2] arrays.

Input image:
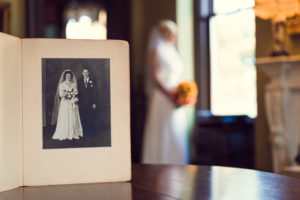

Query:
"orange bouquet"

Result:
[[172, 81, 198, 106]]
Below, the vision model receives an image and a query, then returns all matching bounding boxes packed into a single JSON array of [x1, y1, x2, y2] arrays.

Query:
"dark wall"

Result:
[[255, 19, 272, 171], [106, 0, 130, 41]]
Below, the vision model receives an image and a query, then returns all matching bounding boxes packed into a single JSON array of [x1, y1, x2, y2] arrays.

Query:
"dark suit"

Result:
[[78, 77, 97, 136]]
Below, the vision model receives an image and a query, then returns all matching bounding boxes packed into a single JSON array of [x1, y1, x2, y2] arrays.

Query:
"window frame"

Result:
[[194, 0, 256, 116], [194, 0, 213, 110]]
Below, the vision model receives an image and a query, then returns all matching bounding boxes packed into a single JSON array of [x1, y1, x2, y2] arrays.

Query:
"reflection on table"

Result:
[[1, 164, 300, 200]]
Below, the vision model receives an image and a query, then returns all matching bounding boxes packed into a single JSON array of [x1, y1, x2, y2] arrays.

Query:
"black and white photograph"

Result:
[[42, 58, 111, 149]]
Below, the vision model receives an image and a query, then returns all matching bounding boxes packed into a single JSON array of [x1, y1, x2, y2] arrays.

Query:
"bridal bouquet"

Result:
[[172, 81, 198, 106], [62, 88, 79, 109]]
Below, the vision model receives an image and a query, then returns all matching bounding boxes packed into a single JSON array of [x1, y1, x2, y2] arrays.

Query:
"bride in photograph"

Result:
[[51, 69, 83, 140]]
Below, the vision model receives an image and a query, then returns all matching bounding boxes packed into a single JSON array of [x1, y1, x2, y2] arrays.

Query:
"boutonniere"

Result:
[[89, 81, 93, 83]]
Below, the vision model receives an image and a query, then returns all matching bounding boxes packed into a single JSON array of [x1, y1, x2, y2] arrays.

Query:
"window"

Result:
[[195, 0, 256, 117], [64, 3, 107, 39]]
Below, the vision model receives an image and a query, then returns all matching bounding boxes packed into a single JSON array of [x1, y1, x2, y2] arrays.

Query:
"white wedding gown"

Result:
[[142, 40, 188, 164], [52, 82, 83, 140]]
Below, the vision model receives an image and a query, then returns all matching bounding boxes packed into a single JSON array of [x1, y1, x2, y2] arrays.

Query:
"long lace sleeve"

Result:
[[59, 83, 65, 98]]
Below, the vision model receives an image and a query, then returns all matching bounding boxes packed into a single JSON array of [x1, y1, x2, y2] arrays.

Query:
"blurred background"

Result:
[[3, 0, 300, 172]]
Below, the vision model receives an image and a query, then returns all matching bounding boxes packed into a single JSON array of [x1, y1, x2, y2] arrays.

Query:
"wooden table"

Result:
[[1, 164, 300, 200]]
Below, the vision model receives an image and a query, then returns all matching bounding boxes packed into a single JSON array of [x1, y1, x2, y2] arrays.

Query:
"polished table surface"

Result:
[[1, 163, 300, 200]]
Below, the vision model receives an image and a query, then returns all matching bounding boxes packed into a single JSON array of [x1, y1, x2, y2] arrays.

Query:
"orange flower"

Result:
[[172, 81, 198, 106]]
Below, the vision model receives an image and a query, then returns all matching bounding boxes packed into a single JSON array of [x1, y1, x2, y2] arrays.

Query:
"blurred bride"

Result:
[[51, 69, 83, 140], [142, 20, 188, 164]]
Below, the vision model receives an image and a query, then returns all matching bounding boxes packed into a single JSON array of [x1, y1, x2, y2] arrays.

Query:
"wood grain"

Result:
[[1, 164, 300, 200]]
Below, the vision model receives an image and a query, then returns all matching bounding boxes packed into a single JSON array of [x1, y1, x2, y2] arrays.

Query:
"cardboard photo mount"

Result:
[[0, 33, 131, 192]]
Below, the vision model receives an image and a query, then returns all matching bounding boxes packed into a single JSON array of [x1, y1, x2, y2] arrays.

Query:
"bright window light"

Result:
[[214, 0, 254, 14], [66, 11, 107, 39], [210, 2, 256, 118]]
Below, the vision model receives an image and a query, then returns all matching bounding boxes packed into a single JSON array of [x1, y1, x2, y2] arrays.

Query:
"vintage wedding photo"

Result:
[[42, 58, 111, 149]]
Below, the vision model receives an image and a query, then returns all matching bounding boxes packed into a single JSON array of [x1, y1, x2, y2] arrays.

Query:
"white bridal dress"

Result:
[[142, 31, 188, 164], [52, 77, 83, 140]]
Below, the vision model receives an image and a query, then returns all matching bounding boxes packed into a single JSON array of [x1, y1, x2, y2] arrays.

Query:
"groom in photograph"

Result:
[[78, 67, 97, 136]]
